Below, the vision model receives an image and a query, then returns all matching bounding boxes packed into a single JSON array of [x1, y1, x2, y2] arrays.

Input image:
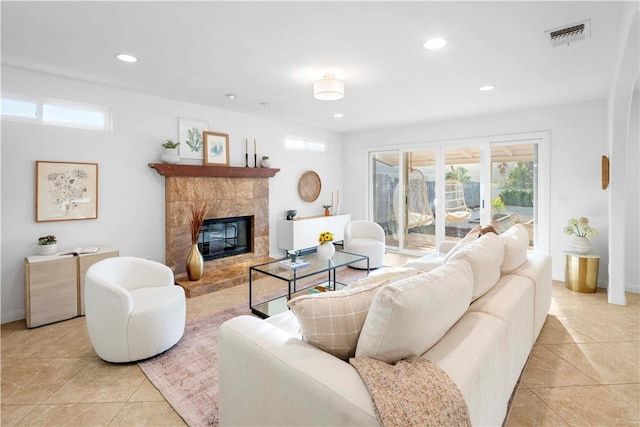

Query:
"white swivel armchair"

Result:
[[343, 220, 386, 269], [85, 256, 186, 363]]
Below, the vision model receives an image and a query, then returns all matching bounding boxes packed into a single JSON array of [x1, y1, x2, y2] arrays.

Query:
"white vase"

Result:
[[161, 147, 180, 164], [260, 159, 270, 168], [569, 236, 591, 255], [38, 243, 57, 255], [317, 242, 335, 260]]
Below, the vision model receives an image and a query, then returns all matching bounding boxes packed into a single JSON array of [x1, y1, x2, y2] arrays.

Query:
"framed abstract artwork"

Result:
[[203, 131, 230, 166], [36, 161, 98, 222], [178, 118, 209, 160]]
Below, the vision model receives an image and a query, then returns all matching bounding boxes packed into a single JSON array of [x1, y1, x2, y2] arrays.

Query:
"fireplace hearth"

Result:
[[199, 216, 252, 261]]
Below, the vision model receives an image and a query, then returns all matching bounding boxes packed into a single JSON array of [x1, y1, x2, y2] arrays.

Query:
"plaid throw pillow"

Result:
[[287, 280, 390, 360]]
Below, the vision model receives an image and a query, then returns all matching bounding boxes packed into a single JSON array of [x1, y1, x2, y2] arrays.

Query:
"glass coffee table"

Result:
[[249, 250, 369, 318]]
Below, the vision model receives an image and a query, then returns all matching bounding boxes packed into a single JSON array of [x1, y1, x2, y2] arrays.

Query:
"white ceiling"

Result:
[[0, 1, 626, 133]]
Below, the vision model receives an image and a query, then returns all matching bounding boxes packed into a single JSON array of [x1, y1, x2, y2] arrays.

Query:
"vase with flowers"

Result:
[[564, 217, 598, 254], [186, 204, 206, 280], [317, 231, 335, 260]]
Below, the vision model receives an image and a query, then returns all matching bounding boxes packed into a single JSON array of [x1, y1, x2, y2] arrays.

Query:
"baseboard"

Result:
[[626, 282, 640, 294], [1, 308, 25, 325]]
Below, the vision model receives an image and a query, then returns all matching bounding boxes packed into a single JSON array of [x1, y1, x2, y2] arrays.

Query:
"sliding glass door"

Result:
[[369, 134, 548, 255], [490, 142, 539, 248]]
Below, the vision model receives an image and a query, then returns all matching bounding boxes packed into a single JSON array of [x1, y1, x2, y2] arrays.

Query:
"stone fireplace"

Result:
[[164, 175, 270, 275], [150, 164, 279, 296]]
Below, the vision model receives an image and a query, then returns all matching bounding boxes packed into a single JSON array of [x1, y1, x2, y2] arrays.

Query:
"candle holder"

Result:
[[254, 154, 258, 168], [245, 153, 249, 168]]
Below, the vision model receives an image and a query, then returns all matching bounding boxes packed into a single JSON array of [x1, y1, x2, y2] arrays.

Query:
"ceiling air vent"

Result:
[[546, 20, 590, 47]]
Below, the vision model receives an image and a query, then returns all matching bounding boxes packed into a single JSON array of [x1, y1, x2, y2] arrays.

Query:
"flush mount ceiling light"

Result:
[[313, 73, 344, 101], [423, 38, 447, 50], [479, 85, 496, 91], [225, 94, 237, 99], [115, 53, 138, 63], [333, 113, 344, 118]]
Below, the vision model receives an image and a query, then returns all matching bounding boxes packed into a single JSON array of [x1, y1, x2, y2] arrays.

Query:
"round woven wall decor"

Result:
[[298, 171, 321, 202]]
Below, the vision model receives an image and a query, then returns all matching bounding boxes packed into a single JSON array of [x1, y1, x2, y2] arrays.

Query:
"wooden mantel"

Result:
[[149, 163, 280, 178]]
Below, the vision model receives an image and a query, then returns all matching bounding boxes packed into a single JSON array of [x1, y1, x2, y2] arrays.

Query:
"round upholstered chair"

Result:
[[343, 220, 386, 269], [85, 256, 186, 363]]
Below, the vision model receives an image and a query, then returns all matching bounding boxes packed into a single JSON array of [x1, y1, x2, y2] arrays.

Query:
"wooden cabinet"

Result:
[[24, 248, 118, 328], [277, 214, 351, 251]]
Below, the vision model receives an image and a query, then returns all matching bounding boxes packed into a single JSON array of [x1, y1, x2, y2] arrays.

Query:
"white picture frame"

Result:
[[178, 118, 209, 160]]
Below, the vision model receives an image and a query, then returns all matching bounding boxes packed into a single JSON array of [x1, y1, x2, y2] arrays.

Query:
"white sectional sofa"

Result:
[[219, 224, 551, 426]]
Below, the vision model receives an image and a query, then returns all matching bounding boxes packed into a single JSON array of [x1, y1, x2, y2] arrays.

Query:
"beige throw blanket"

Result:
[[350, 356, 471, 427]]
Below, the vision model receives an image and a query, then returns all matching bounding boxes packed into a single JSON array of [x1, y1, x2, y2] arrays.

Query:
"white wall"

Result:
[[607, 4, 639, 304], [1, 66, 343, 323], [626, 85, 639, 293], [342, 99, 609, 285]]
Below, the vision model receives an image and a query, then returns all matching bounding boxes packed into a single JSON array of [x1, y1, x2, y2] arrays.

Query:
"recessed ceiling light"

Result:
[[259, 102, 270, 107], [225, 94, 237, 99], [333, 113, 344, 118], [115, 53, 138, 63], [479, 85, 496, 91], [423, 38, 447, 50]]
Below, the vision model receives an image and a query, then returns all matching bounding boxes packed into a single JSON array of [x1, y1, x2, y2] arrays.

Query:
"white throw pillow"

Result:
[[287, 280, 389, 360], [355, 260, 474, 364], [443, 231, 479, 263], [500, 223, 530, 274], [448, 232, 504, 301], [345, 266, 422, 289]]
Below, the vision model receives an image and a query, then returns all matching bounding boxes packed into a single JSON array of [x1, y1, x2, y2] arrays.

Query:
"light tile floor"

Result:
[[2, 253, 639, 426]]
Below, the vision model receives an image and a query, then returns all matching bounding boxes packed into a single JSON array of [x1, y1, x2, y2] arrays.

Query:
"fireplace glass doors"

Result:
[[198, 216, 252, 261]]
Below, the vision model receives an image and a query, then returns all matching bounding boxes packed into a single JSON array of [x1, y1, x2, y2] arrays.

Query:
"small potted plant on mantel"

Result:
[[260, 155, 270, 168], [161, 139, 180, 164], [37, 234, 58, 255]]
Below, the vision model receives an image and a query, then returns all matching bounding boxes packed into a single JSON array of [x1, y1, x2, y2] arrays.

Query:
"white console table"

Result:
[[277, 214, 351, 251]]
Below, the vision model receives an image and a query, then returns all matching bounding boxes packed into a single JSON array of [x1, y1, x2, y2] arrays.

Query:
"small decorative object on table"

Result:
[[286, 210, 297, 220], [37, 234, 58, 255], [261, 156, 270, 168], [160, 139, 180, 164], [323, 205, 332, 216], [287, 249, 299, 263], [186, 204, 206, 280], [564, 217, 598, 255], [317, 231, 335, 260]]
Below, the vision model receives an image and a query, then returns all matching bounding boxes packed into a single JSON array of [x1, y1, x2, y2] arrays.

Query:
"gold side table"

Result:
[[564, 252, 599, 293]]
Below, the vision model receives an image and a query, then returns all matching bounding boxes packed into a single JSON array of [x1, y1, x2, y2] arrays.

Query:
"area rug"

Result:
[[138, 267, 370, 426], [138, 304, 247, 427]]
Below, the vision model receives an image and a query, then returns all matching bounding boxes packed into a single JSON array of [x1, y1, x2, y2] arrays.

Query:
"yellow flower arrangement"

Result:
[[318, 231, 334, 244]]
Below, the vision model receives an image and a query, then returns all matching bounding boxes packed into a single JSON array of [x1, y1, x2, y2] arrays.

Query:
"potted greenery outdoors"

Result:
[[161, 139, 180, 164], [37, 235, 58, 255]]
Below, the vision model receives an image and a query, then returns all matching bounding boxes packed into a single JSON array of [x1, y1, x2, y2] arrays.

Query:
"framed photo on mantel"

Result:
[[36, 161, 98, 222], [203, 132, 230, 166]]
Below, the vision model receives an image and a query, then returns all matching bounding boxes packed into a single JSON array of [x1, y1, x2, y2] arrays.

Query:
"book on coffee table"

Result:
[[278, 259, 310, 269]]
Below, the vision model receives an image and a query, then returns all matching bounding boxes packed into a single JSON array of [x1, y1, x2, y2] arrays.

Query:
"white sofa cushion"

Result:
[[499, 223, 530, 274], [355, 260, 473, 364], [287, 280, 389, 360], [448, 232, 504, 301], [443, 231, 479, 262], [345, 266, 422, 289], [403, 253, 445, 273]]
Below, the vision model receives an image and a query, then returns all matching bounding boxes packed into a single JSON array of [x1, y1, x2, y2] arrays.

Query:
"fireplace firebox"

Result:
[[198, 216, 252, 261]]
